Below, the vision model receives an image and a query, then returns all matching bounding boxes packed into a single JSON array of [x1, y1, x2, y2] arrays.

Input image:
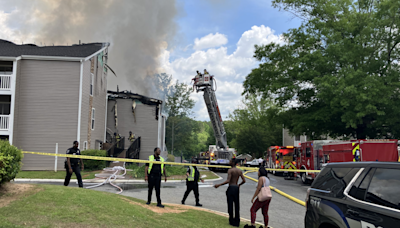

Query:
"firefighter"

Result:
[[181, 158, 204, 206], [128, 131, 135, 142], [145, 147, 167, 208], [114, 132, 121, 148], [64, 141, 84, 188], [204, 69, 209, 75]]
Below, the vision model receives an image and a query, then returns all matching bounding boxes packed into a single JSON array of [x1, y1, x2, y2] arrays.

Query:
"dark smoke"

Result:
[[0, 0, 178, 96]]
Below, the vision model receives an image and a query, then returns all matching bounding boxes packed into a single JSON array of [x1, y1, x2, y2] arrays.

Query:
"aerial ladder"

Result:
[[192, 70, 235, 171]]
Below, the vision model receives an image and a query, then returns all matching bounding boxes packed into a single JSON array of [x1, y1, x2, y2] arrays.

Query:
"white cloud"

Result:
[[161, 25, 282, 120], [193, 32, 228, 50]]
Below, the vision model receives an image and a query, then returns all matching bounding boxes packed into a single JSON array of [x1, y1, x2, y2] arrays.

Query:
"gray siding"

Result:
[[107, 99, 160, 160], [80, 54, 107, 150], [14, 60, 80, 170]]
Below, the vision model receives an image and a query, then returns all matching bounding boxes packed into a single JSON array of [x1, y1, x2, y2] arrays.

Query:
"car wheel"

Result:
[[301, 172, 309, 184]]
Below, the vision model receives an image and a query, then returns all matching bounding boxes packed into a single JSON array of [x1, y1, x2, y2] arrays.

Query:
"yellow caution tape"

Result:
[[243, 173, 306, 207], [21, 151, 320, 173]]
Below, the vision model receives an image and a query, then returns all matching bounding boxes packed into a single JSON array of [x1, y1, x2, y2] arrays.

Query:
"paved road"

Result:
[[22, 171, 309, 228]]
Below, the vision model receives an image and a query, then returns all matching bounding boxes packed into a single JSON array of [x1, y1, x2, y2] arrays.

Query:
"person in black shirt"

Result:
[[145, 147, 167, 208], [64, 141, 84, 188], [181, 158, 204, 206]]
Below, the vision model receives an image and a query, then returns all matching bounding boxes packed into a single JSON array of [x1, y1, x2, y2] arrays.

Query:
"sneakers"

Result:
[[156, 204, 165, 208], [145, 201, 150, 205], [195, 203, 202, 207]]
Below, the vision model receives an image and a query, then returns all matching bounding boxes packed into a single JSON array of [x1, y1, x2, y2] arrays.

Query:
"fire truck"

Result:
[[297, 139, 399, 184], [193, 70, 235, 172], [323, 139, 399, 163], [296, 140, 338, 184], [266, 145, 297, 178]]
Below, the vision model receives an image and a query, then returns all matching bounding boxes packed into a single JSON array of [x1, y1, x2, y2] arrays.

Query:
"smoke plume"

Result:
[[0, 0, 178, 96]]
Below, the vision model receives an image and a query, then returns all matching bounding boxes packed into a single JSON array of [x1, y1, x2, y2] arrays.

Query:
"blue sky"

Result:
[[163, 0, 301, 120]]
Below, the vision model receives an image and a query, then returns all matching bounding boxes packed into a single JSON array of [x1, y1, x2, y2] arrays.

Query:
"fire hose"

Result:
[[85, 163, 127, 194]]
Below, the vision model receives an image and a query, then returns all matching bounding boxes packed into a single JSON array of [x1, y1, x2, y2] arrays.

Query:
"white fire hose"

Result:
[[85, 163, 127, 194]]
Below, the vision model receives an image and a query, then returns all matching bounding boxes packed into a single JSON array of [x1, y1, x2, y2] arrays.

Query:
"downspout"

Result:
[[77, 60, 84, 143], [9, 59, 19, 145]]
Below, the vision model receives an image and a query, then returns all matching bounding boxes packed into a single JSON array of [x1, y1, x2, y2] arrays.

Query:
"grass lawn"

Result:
[[16, 170, 100, 179], [0, 183, 245, 228]]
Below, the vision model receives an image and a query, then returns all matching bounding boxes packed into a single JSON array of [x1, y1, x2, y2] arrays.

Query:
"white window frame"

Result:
[[91, 108, 95, 130], [83, 141, 88, 150], [90, 73, 94, 96]]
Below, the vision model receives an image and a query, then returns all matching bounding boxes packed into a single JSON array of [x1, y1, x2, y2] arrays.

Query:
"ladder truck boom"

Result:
[[192, 70, 227, 148], [192, 69, 234, 171]]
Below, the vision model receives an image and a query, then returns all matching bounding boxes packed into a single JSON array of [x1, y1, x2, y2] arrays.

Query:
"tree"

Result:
[[243, 0, 400, 139], [164, 81, 196, 155], [166, 81, 195, 117], [228, 95, 282, 157]]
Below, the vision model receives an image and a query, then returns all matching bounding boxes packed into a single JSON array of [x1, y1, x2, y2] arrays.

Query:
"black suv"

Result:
[[305, 162, 400, 228]]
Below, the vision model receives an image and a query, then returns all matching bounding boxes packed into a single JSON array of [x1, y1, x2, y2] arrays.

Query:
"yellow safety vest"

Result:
[[148, 155, 164, 174], [187, 166, 195, 182], [129, 134, 135, 142]]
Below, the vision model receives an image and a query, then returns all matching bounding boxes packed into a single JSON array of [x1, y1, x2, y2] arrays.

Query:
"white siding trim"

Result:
[[77, 60, 84, 143], [157, 105, 161, 148], [20, 55, 83, 61], [9, 60, 17, 144], [104, 93, 108, 142]]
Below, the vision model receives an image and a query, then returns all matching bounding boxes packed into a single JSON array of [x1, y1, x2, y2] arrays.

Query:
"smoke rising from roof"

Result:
[[0, 0, 178, 97]]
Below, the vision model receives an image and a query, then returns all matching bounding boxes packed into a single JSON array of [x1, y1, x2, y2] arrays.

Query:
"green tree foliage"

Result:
[[0, 140, 23, 185], [164, 81, 197, 157], [243, 0, 400, 139], [228, 95, 282, 157]]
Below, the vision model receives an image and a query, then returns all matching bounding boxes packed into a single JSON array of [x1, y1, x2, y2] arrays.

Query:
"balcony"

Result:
[[0, 75, 11, 90], [0, 115, 10, 130]]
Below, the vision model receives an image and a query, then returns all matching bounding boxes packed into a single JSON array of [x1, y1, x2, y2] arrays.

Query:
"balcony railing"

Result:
[[0, 115, 9, 129], [0, 75, 11, 90]]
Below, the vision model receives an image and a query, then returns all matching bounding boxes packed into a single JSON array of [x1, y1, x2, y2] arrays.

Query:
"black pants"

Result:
[[182, 181, 199, 204], [148, 175, 162, 204], [64, 165, 83, 188], [226, 185, 240, 226]]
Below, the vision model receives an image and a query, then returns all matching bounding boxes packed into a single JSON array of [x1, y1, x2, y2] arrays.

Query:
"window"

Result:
[[90, 73, 94, 96], [0, 61, 13, 75], [83, 141, 87, 150], [91, 108, 95, 130], [349, 168, 375, 201], [306, 147, 311, 157], [312, 168, 360, 198], [365, 168, 400, 210]]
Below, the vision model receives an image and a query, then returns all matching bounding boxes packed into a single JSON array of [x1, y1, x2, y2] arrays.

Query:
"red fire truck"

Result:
[[266, 145, 297, 177], [323, 139, 399, 163], [296, 140, 339, 184], [297, 139, 399, 184]]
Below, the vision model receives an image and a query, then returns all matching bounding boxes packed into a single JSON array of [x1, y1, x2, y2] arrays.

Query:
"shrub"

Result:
[[0, 140, 23, 186], [81, 149, 107, 170], [167, 154, 175, 162]]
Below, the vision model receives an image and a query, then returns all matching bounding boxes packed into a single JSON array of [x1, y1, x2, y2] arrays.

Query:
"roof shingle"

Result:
[[0, 39, 108, 58]]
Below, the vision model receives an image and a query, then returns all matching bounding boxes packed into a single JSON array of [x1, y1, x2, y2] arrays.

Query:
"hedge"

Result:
[[81, 149, 107, 170], [0, 140, 23, 186]]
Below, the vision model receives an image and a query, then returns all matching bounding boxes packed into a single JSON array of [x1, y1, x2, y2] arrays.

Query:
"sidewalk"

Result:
[[13, 169, 223, 183]]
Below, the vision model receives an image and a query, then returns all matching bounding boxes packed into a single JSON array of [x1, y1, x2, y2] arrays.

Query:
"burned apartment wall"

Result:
[[14, 60, 80, 170], [106, 98, 164, 160], [80, 52, 108, 150]]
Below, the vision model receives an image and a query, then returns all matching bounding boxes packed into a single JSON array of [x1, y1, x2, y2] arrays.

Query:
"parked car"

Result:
[[305, 162, 400, 228], [245, 159, 260, 167]]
